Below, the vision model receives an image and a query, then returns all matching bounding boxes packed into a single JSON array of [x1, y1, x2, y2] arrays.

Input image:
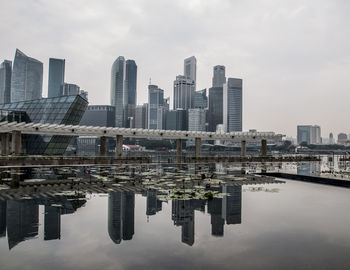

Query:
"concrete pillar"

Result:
[[176, 139, 182, 163], [1, 133, 9, 156], [100, 136, 106, 156], [241, 140, 246, 157], [12, 131, 21, 156], [261, 139, 267, 156], [195, 137, 201, 158], [116, 135, 123, 158]]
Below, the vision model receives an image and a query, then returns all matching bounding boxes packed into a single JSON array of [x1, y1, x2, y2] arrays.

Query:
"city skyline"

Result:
[[0, 1, 349, 137]]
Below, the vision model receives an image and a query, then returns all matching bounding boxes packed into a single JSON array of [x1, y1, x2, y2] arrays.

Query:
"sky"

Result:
[[0, 0, 349, 138]]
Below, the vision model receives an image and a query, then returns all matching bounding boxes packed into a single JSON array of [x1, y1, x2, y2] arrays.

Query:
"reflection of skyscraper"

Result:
[[223, 186, 242, 225], [172, 200, 195, 246], [208, 190, 224, 236], [0, 200, 6, 237], [146, 189, 162, 216], [44, 205, 61, 240], [11, 49, 43, 103], [297, 162, 321, 177], [6, 200, 39, 249], [108, 191, 135, 244]]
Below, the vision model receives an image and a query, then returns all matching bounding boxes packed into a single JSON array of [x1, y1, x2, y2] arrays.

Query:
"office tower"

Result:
[[0, 201, 6, 237], [111, 56, 126, 127], [208, 87, 223, 132], [165, 109, 187, 130], [61, 83, 80, 96], [80, 105, 116, 127], [135, 103, 148, 129], [212, 65, 226, 87], [11, 49, 43, 102], [148, 84, 165, 130], [297, 125, 321, 144], [337, 133, 347, 144], [184, 56, 196, 88], [173, 75, 195, 110], [0, 60, 12, 104], [223, 78, 243, 132], [108, 191, 135, 244], [44, 205, 61, 240], [6, 199, 39, 249], [124, 60, 137, 128], [193, 89, 207, 108], [48, 58, 65, 98], [188, 108, 206, 131], [329, 133, 334, 144]]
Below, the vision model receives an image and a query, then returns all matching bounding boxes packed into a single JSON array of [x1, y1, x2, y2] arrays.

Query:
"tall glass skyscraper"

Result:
[[184, 56, 196, 89], [110, 57, 137, 128], [10, 49, 43, 102], [223, 78, 242, 132], [148, 84, 165, 130], [208, 86, 223, 132], [0, 60, 12, 104], [212, 65, 226, 87], [173, 75, 195, 110], [110, 56, 125, 127], [48, 58, 65, 98]]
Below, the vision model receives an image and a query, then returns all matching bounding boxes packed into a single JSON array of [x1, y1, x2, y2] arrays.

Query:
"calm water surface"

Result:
[[0, 163, 350, 269]]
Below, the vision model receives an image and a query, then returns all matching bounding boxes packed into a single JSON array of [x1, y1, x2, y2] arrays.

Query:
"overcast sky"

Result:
[[0, 0, 349, 137]]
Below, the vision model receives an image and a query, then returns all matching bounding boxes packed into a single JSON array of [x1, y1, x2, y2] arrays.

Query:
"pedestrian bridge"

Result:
[[0, 121, 284, 158]]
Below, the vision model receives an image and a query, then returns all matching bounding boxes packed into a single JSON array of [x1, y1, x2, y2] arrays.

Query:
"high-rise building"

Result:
[[223, 78, 243, 132], [111, 56, 126, 127], [11, 49, 43, 102], [165, 109, 187, 131], [61, 83, 80, 96], [80, 105, 116, 127], [188, 108, 206, 131], [212, 65, 226, 87], [0, 60, 12, 104], [337, 133, 347, 144], [148, 85, 166, 130], [208, 87, 223, 132], [184, 56, 196, 89], [329, 133, 334, 144], [124, 60, 137, 128], [297, 125, 321, 144], [0, 201, 6, 238], [48, 58, 65, 98], [193, 89, 207, 109], [135, 103, 148, 129], [173, 75, 195, 110]]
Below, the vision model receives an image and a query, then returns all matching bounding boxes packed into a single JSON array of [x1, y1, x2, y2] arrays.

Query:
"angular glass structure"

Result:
[[0, 95, 88, 155], [0, 60, 12, 104], [10, 49, 43, 103]]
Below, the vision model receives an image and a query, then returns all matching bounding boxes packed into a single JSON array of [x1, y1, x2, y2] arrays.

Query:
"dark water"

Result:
[[0, 165, 350, 270]]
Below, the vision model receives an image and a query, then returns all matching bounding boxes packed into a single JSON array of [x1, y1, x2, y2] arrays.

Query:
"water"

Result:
[[0, 162, 349, 269]]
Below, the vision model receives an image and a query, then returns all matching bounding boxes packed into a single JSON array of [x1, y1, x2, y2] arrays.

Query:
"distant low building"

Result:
[[337, 133, 348, 144]]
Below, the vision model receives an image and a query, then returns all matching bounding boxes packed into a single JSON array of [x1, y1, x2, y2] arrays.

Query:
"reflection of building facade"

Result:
[[172, 200, 195, 246], [297, 162, 321, 177], [146, 189, 162, 216], [0, 201, 6, 237], [44, 206, 61, 240], [6, 200, 39, 249], [108, 191, 135, 244]]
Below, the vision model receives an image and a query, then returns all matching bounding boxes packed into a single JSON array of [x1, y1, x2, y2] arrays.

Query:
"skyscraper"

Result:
[[135, 103, 148, 129], [110, 57, 137, 128], [173, 75, 195, 110], [148, 84, 165, 130], [223, 78, 243, 132], [208, 86, 223, 132], [193, 89, 208, 109], [188, 108, 206, 131], [297, 125, 321, 144], [184, 56, 196, 89], [124, 60, 137, 128], [11, 49, 43, 102], [0, 60, 12, 104], [212, 65, 226, 87], [61, 83, 80, 95], [48, 58, 65, 98], [111, 56, 126, 127]]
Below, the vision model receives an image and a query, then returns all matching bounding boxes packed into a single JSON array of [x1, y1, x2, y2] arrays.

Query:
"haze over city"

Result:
[[1, 0, 349, 137]]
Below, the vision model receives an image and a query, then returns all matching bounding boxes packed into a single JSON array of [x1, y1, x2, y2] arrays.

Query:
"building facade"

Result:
[[0, 60, 12, 104], [188, 108, 206, 131], [223, 78, 242, 132], [148, 85, 166, 130], [48, 58, 65, 98], [297, 125, 321, 145], [135, 103, 148, 129], [193, 89, 207, 109], [80, 105, 116, 127], [208, 87, 223, 132], [184, 56, 196, 89], [110, 56, 125, 127], [212, 65, 226, 87], [173, 75, 195, 110], [61, 83, 80, 96], [11, 49, 43, 103], [124, 60, 137, 128]]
